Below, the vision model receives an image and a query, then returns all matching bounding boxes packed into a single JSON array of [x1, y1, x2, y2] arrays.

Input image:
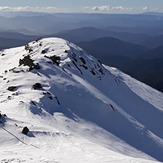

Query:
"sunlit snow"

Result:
[[0, 38, 162, 163]]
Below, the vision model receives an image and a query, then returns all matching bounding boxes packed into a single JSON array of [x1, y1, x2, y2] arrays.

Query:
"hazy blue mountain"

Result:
[[0, 11, 46, 17], [106, 44, 163, 92], [141, 35, 163, 49], [143, 12, 163, 16], [139, 45, 163, 59], [124, 58, 163, 92], [0, 37, 38, 50], [52, 27, 163, 48], [0, 31, 38, 40], [1, 12, 163, 35], [103, 26, 163, 36], [0, 31, 39, 50], [0, 38, 28, 49], [128, 45, 163, 92], [77, 37, 148, 59]]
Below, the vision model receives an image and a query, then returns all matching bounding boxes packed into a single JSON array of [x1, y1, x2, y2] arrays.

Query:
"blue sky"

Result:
[[0, 0, 162, 13]]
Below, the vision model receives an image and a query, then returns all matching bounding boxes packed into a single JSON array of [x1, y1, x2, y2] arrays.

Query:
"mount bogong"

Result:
[[0, 37, 163, 163]]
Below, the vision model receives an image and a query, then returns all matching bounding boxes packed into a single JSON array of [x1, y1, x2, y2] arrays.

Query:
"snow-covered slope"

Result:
[[0, 38, 163, 163]]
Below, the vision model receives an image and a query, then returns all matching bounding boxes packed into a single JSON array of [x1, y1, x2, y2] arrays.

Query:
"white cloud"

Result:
[[89, 5, 133, 12], [112, 6, 125, 10], [0, 6, 57, 12], [92, 5, 110, 11], [112, 6, 133, 11], [142, 6, 149, 11]]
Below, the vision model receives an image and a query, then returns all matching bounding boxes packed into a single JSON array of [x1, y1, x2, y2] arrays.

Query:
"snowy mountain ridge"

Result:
[[0, 37, 163, 163]]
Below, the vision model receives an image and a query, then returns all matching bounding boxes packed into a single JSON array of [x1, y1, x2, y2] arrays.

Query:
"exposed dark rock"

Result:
[[47, 61, 52, 64], [79, 57, 86, 64], [99, 68, 105, 75], [34, 63, 41, 70], [0, 112, 7, 123], [45, 55, 61, 66], [72, 60, 83, 75], [43, 92, 53, 100], [0, 113, 7, 118], [41, 50, 46, 54], [71, 53, 78, 62], [7, 96, 12, 100], [25, 44, 29, 50], [19, 55, 35, 69], [43, 92, 60, 105], [82, 65, 88, 69], [55, 96, 60, 105], [12, 92, 19, 96], [72, 57, 77, 62], [48, 96, 53, 100], [32, 83, 42, 90], [19, 55, 40, 71], [110, 104, 115, 111], [25, 44, 33, 53], [9, 67, 24, 73], [41, 48, 49, 54], [7, 86, 17, 91], [37, 73, 41, 76], [29, 49, 33, 53], [22, 126, 29, 135], [67, 64, 71, 67], [90, 69, 96, 75], [31, 101, 36, 106]]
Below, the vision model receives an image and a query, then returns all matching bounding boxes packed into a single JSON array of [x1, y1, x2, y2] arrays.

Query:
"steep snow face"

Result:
[[0, 37, 163, 163]]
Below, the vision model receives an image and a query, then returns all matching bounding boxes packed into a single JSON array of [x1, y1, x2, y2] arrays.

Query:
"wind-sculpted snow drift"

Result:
[[0, 38, 163, 162]]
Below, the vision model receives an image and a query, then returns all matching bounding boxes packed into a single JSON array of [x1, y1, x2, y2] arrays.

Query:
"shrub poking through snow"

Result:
[[22, 126, 29, 135]]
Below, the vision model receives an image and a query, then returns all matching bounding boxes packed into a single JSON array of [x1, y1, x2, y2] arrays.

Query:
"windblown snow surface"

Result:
[[0, 38, 163, 163]]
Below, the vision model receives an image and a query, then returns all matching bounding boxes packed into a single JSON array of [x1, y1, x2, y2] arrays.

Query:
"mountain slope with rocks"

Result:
[[0, 38, 163, 163]]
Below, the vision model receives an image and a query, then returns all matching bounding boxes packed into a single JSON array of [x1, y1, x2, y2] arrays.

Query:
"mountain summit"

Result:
[[0, 38, 163, 162]]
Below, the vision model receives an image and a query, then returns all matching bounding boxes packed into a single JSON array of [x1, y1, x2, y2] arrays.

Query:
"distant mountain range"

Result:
[[140, 45, 163, 59], [0, 31, 38, 49], [77, 37, 148, 59], [50, 27, 163, 48]]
